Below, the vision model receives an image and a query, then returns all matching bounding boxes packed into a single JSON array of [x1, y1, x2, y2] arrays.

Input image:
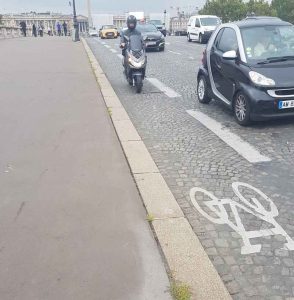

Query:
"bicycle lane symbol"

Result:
[[190, 182, 294, 255]]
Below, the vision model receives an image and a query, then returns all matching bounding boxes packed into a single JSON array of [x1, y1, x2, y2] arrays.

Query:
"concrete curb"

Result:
[[81, 38, 232, 300]]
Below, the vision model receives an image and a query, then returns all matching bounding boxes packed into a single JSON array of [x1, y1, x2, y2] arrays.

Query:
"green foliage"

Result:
[[171, 282, 191, 300], [199, 0, 279, 23], [146, 214, 154, 222], [246, 0, 277, 17], [272, 0, 294, 24], [199, 0, 246, 22]]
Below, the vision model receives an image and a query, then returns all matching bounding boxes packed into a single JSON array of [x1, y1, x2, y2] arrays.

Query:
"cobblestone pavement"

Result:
[[87, 36, 294, 299]]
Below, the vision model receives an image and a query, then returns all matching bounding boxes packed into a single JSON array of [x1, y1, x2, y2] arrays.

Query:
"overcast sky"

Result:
[[0, 0, 206, 15]]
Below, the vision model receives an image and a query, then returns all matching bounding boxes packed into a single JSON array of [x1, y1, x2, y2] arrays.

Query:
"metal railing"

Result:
[[0, 26, 22, 38]]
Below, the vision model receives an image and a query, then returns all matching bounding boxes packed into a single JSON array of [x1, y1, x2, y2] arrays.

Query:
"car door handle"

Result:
[[216, 62, 222, 69]]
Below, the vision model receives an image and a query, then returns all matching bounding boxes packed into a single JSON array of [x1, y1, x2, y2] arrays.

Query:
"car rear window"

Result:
[[137, 24, 158, 33], [200, 18, 220, 26]]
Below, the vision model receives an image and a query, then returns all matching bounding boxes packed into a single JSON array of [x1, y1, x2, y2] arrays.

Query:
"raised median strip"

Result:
[[81, 38, 232, 300]]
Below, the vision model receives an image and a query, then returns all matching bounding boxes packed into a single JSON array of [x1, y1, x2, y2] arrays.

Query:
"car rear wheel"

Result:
[[197, 75, 211, 104], [187, 34, 192, 42], [233, 92, 251, 126]]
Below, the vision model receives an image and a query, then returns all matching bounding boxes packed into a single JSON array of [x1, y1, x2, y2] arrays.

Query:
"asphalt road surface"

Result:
[[87, 35, 294, 300]]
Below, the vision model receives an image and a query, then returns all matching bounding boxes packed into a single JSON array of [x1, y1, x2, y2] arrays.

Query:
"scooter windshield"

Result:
[[128, 35, 143, 52]]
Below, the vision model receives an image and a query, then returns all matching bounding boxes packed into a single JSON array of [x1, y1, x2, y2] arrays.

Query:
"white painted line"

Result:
[[117, 54, 124, 60], [186, 110, 272, 164], [168, 50, 181, 55], [110, 48, 117, 53], [147, 78, 181, 98], [104, 45, 110, 48], [101, 42, 106, 45], [165, 42, 170, 45]]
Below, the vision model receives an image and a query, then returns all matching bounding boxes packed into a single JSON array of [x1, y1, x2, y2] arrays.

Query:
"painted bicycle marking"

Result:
[[190, 182, 294, 254]]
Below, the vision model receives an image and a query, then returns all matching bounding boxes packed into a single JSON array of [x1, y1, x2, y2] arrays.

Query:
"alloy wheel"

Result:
[[198, 79, 205, 100], [235, 94, 247, 121]]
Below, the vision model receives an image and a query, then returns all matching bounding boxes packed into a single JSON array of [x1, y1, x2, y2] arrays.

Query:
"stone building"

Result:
[[1, 12, 88, 35]]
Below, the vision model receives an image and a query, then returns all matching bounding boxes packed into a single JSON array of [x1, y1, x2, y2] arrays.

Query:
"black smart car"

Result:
[[197, 17, 294, 125], [137, 24, 165, 52]]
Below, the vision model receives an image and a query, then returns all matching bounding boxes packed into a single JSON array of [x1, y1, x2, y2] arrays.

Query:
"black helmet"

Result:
[[127, 15, 137, 30]]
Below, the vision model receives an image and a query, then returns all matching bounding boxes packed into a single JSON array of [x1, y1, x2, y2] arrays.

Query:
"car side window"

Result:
[[213, 29, 224, 48], [196, 18, 200, 28], [217, 28, 238, 53]]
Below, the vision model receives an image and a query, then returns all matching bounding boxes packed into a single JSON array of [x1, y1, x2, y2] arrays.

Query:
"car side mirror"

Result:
[[223, 50, 237, 60]]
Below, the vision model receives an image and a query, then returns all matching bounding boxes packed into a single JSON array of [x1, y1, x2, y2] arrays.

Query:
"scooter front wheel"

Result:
[[135, 76, 143, 93]]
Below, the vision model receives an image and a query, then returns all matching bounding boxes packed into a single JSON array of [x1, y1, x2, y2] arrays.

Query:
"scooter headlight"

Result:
[[128, 58, 145, 68]]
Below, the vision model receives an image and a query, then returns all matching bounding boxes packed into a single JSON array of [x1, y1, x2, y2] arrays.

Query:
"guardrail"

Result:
[[0, 26, 22, 39]]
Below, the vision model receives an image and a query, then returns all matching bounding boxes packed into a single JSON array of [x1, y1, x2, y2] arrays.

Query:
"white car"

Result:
[[89, 29, 98, 37], [187, 15, 221, 44]]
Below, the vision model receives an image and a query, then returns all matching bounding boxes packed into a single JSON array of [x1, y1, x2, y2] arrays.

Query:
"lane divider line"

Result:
[[186, 110, 272, 164], [146, 78, 181, 98], [110, 48, 117, 53], [168, 50, 182, 55]]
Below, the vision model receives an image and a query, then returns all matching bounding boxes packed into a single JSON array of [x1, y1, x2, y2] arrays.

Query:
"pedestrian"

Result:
[[20, 21, 27, 37], [47, 27, 52, 36], [57, 22, 62, 36], [32, 24, 37, 37], [62, 22, 68, 36], [38, 25, 43, 37]]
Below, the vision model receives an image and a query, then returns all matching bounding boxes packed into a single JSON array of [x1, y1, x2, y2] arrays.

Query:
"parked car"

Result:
[[88, 28, 98, 37], [187, 15, 221, 44], [149, 20, 167, 37], [137, 23, 165, 51], [99, 25, 118, 39], [197, 17, 294, 125]]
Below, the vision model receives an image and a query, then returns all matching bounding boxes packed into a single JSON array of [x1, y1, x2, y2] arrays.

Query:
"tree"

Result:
[[272, 0, 294, 23], [0, 14, 3, 25], [199, 0, 247, 23], [246, 0, 277, 17]]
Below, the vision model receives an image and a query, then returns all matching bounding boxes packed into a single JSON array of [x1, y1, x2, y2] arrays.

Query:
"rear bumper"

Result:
[[101, 32, 118, 38], [145, 40, 165, 49]]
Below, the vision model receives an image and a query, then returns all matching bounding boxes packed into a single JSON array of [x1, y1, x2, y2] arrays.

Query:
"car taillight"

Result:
[[201, 49, 207, 65]]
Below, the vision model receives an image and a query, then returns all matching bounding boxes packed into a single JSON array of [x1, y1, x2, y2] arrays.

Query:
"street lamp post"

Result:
[[164, 9, 167, 25], [72, 0, 80, 41]]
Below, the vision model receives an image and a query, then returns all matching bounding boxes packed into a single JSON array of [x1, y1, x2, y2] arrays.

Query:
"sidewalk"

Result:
[[0, 37, 171, 300]]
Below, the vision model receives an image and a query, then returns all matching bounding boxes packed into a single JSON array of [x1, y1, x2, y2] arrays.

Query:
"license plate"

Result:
[[278, 100, 294, 109], [146, 41, 156, 46]]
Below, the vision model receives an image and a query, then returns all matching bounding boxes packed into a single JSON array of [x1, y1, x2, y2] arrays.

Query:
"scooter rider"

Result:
[[120, 15, 143, 58]]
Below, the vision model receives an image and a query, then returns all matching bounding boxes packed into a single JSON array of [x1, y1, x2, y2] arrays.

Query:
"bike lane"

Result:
[[87, 37, 294, 299]]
